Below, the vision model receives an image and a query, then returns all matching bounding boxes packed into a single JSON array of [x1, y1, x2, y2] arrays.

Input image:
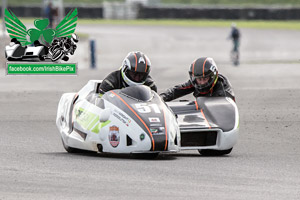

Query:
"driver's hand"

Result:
[[159, 94, 167, 101]]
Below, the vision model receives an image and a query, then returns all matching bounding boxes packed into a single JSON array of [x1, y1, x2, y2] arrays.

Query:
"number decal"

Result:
[[134, 103, 161, 114], [135, 103, 151, 113], [149, 104, 161, 113]]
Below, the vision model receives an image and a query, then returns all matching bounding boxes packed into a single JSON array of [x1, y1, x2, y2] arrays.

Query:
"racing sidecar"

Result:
[[56, 80, 180, 156], [5, 41, 47, 61], [166, 97, 239, 156]]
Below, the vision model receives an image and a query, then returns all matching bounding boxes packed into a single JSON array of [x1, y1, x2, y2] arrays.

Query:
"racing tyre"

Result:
[[198, 148, 233, 156], [39, 55, 45, 61], [61, 138, 95, 154], [62, 56, 69, 61], [61, 138, 80, 153], [131, 153, 159, 159], [51, 49, 65, 62]]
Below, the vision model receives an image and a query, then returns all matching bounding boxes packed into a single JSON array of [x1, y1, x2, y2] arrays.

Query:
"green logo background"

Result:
[[4, 8, 78, 46]]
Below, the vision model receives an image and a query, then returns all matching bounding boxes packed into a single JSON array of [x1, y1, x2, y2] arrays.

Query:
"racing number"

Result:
[[134, 103, 161, 114]]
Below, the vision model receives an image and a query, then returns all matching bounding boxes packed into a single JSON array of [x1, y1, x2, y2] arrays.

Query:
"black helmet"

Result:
[[188, 57, 218, 93], [121, 51, 151, 86]]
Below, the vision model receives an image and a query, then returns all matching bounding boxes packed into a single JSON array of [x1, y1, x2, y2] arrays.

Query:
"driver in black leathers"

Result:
[[98, 51, 157, 94], [160, 57, 235, 101]]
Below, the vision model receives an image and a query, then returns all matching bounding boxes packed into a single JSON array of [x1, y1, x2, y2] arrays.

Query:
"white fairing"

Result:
[[25, 46, 43, 56], [56, 80, 180, 154], [167, 97, 239, 151], [5, 43, 20, 58], [213, 97, 239, 150], [218, 97, 239, 150]]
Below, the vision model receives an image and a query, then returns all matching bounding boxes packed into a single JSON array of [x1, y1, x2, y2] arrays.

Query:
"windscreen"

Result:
[[120, 85, 153, 101]]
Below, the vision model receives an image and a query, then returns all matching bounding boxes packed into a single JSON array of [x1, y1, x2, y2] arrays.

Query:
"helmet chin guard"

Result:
[[121, 67, 145, 86]]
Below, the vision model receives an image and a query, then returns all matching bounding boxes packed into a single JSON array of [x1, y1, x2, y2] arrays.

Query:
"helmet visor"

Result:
[[191, 71, 215, 90], [126, 70, 148, 83]]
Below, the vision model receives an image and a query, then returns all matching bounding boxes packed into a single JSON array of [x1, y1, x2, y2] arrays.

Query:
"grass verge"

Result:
[[1, 18, 300, 30], [78, 19, 300, 30]]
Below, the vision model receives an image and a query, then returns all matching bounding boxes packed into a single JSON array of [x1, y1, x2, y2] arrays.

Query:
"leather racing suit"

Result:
[[98, 70, 157, 94], [160, 74, 235, 102]]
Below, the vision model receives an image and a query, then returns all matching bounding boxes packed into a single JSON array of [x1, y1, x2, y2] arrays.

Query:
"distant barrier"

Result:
[[103, 2, 139, 19], [138, 6, 300, 20], [1, 5, 300, 20], [2, 6, 103, 18]]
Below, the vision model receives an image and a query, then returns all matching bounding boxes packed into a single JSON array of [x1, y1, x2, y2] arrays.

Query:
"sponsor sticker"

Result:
[[149, 117, 160, 123], [150, 127, 165, 135], [140, 133, 145, 141], [109, 126, 120, 148], [150, 123, 162, 127], [113, 110, 131, 126]]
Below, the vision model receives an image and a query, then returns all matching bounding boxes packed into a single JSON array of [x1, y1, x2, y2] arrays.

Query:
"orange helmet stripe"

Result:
[[145, 55, 148, 72], [202, 57, 208, 77], [134, 53, 138, 71], [192, 60, 196, 75]]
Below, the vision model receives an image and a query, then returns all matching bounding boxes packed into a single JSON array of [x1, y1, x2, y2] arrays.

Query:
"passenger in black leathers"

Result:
[[160, 57, 235, 102], [98, 51, 157, 94]]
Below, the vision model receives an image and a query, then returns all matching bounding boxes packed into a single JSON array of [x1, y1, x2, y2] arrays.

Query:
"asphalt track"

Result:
[[0, 24, 300, 199]]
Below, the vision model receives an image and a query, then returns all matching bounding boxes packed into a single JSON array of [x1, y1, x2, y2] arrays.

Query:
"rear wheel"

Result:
[[62, 56, 69, 61], [199, 148, 233, 156]]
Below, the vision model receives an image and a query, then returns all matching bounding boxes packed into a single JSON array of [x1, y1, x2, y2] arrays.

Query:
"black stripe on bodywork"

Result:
[[196, 97, 236, 132], [103, 90, 168, 151]]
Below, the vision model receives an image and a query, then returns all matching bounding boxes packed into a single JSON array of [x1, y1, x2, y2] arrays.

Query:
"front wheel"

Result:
[[62, 138, 80, 153], [198, 148, 233, 156], [61, 138, 96, 154]]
